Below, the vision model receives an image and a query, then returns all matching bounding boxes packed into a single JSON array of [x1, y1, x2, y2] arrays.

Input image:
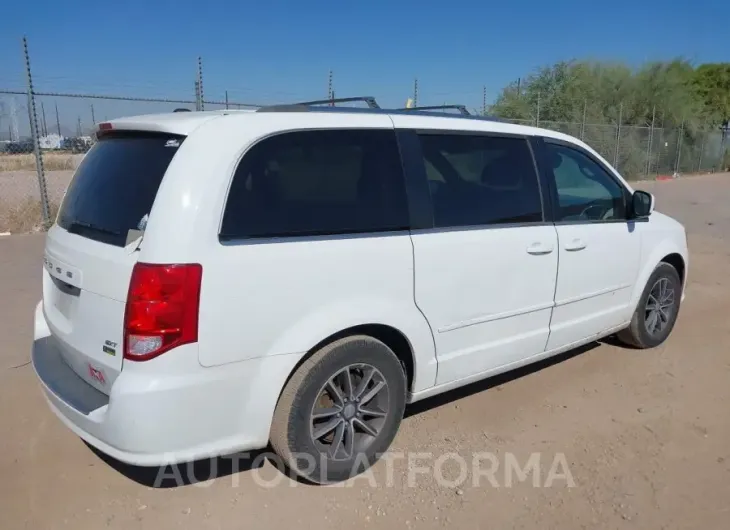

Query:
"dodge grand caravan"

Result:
[[32, 102, 688, 483]]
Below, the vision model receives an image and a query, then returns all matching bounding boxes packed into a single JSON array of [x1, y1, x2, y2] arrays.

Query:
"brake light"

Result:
[[98, 122, 113, 131], [123, 263, 202, 361]]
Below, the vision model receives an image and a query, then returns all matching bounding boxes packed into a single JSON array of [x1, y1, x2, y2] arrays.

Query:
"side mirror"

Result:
[[632, 190, 654, 219]]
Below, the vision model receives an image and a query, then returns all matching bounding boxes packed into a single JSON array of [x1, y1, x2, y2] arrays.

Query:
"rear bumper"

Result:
[[31, 301, 301, 466]]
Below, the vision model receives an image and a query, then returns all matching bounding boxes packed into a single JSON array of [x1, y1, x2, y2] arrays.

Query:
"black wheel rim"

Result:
[[644, 277, 676, 336], [309, 364, 389, 461]]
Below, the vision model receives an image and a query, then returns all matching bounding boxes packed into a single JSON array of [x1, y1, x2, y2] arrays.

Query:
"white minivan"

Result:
[[32, 100, 688, 483]]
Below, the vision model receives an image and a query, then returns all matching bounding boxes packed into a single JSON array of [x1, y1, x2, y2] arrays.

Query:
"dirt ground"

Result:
[[0, 169, 73, 205], [1, 174, 729, 530]]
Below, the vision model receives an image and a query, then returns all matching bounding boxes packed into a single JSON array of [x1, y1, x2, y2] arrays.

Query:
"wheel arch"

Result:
[[630, 240, 688, 309], [660, 252, 686, 286], [280, 324, 418, 396]]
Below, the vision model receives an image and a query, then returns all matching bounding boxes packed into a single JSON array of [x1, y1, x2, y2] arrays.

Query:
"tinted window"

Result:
[[57, 132, 184, 247], [418, 134, 543, 227], [545, 142, 627, 222], [221, 129, 408, 238]]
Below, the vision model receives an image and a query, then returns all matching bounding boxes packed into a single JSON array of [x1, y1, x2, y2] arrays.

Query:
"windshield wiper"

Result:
[[66, 220, 122, 237]]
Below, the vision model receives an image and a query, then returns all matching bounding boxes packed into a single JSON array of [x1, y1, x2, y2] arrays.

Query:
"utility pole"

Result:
[[9, 96, 19, 142], [41, 101, 48, 136], [413, 78, 418, 107], [482, 86, 486, 116], [197, 56, 204, 111], [328, 70, 333, 105], [54, 102, 61, 136]]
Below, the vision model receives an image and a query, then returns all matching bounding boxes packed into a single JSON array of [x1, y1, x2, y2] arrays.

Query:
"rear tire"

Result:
[[270, 335, 407, 484], [617, 262, 681, 349]]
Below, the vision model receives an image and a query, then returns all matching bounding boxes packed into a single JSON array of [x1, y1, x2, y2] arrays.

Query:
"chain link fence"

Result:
[[503, 118, 727, 180], [1, 39, 728, 233]]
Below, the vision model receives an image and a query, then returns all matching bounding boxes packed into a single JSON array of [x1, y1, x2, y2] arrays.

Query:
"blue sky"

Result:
[[0, 0, 728, 136]]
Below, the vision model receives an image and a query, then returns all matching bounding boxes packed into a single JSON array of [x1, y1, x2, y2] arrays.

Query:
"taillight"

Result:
[[123, 263, 202, 361]]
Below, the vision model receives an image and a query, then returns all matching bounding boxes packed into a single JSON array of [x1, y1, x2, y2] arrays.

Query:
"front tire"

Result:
[[618, 262, 682, 348], [270, 335, 407, 484]]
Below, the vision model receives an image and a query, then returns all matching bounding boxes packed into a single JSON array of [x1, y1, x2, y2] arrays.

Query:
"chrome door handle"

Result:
[[526, 242, 554, 255], [565, 238, 587, 251]]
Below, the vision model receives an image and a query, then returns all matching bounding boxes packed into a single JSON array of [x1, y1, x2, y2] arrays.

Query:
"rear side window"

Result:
[[220, 129, 408, 239], [57, 132, 184, 247], [418, 134, 543, 228]]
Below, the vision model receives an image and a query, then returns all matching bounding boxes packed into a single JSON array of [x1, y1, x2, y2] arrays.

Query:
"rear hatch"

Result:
[[43, 131, 184, 394]]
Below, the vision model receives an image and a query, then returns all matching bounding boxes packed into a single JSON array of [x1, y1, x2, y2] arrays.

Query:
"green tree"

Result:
[[491, 59, 700, 127], [490, 59, 724, 176], [693, 63, 730, 127]]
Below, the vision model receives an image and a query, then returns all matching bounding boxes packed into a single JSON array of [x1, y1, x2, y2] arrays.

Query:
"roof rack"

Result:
[[397, 104, 471, 116], [257, 96, 380, 112]]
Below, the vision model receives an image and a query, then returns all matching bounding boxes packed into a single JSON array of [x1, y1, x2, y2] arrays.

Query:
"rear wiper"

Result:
[[66, 220, 122, 237]]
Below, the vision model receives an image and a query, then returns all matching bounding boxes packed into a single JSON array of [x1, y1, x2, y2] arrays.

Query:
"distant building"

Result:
[[39, 133, 64, 150]]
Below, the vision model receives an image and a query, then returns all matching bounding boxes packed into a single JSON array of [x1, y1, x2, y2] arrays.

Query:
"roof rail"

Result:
[[257, 96, 380, 112], [296, 96, 380, 108], [397, 104, 471, 116]]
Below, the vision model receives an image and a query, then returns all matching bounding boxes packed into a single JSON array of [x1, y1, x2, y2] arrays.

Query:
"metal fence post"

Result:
[[719, 126, 727, 172], [535, 92, 540, 127], [697, 125, 706, 172], [658, 111, 666, 174], [674, 118, 685, 174], [580, 99, 586, 140], [23, 36, 50, 227], [613, 102, 622, 169], [645, 106, 655, 177]]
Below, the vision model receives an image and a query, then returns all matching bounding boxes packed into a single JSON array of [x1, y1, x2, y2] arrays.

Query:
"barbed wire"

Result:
[[0, 89, 261, 108]]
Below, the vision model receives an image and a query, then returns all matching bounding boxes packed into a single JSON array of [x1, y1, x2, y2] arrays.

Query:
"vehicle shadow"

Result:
[[88, 340, 605, 488], [86, 444, 269, 488]]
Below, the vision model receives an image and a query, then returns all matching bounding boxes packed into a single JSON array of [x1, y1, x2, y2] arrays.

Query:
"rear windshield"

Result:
[[57, 132, 184, 247]]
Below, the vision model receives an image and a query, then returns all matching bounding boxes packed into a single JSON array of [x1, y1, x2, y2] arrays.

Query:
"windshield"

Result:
[[57, 132, 185, 247]]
